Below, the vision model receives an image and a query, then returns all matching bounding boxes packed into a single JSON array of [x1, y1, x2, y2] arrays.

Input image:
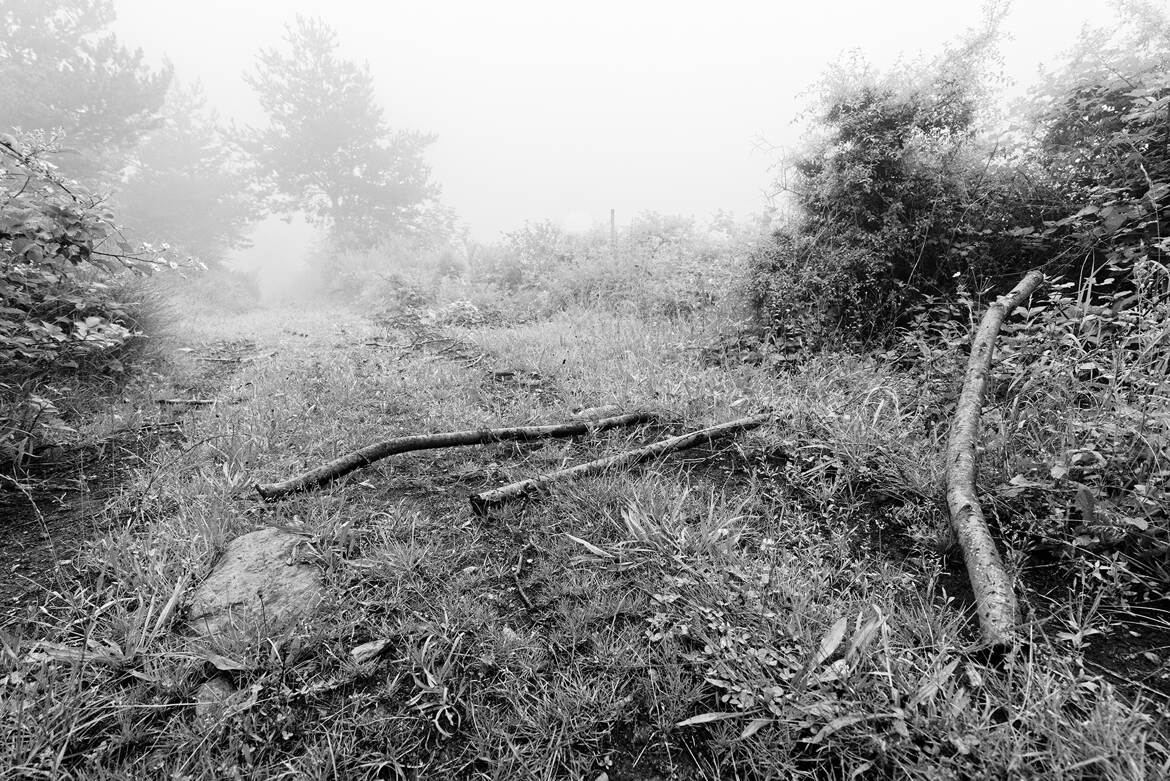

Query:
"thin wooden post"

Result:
[[610, 208, 617, 260]]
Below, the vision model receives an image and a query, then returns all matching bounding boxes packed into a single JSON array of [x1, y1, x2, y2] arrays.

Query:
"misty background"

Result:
[[102, 0, 1114, 299]]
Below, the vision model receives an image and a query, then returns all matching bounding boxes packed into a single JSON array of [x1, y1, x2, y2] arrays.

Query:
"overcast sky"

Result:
[[112, 0, 1119, 241]]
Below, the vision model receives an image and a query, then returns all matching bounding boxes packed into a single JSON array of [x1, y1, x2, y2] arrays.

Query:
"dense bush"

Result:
[[0, 134, 163, 463], [305, 235, 447, 310], [751, 7, 1170, 348], [309, 212, 759, 324], [468, 213, 756, 320]]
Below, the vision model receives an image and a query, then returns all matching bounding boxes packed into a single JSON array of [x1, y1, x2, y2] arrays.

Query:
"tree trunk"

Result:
[[470, 413, 771, 515], [256, 412, 656, 499], [946, 269, 1044, 650]]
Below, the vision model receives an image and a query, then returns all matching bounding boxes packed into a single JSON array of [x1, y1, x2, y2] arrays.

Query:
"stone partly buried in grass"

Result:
[[188, 527, 324, 729], [187, 526, 324, 639]]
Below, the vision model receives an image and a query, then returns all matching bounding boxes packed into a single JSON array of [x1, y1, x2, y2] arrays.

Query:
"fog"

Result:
[[100, 0, 1119, 297], [111, 1, 1116, 231]]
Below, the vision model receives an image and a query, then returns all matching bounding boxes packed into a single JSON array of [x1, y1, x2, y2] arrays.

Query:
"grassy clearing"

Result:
[[1, 300, 1166, 779]]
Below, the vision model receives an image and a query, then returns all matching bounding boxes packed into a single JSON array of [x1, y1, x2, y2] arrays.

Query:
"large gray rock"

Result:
[[188, 527, 323, 638]]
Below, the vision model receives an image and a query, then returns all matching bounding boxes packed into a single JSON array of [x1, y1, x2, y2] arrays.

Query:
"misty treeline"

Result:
[[1, 0, 1168, 468], [0, 1, 445, 460]]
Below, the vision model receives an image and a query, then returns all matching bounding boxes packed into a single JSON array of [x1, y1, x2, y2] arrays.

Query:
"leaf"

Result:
[[909, 658, 959, 708], [740, 718, 772, 739], [813, 617, 848, 667], [1101, 206, 1131, 233], [351, 638, 392, 664], [807, 714, 870, 744], [676, 712, 740, 727], [204, 652, 250, 672], [1000, 474, 1046, 496], [563, 533, 614, 559], [815, 658, 849, 684], [845, 606, 885, 662], [1145, 183, 1170, 203]]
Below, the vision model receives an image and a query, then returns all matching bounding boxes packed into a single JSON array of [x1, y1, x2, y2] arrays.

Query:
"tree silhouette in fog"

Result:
[[242, 16, 438, 250], [115, 83, 259, 265], [0, 0, 172, 182]]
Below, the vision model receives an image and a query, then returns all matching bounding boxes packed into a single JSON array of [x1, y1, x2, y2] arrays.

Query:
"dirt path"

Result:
[[0, 339, 255, 625]]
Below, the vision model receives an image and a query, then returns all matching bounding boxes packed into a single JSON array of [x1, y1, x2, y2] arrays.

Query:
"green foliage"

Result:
[[467, 212, 753, 320], [751, 25, 1042, 346], [1016, 12, 1170, 289], [0, 134, 162, 463], [463, 220, 578, 294], [241, 16, 438, 251], [991, 265, 1168, 599], [0, 0, 172, 182], [752, 5, 1170, 349]]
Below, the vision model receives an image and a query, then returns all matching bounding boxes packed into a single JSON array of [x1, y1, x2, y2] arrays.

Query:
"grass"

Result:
[[1, 292, 1167, 779]]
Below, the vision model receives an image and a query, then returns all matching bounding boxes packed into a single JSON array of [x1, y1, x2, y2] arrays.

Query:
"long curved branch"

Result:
[[945, 269, 1045, 649]]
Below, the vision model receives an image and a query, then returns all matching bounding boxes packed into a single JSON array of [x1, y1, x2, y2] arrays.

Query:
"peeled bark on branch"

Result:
[[946, 269, 1044, 649], [256, 412, 656, 499], [470, 413, 771, 515]]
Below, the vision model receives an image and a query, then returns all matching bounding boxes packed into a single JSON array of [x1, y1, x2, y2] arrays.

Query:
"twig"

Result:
[[512, 546, 535, 610], [470, 413, 772, 515], [155, 398, 216, 406], [94, 421, 183, 448], [257, 412, 657, 500], [945, 269, 1045, 650], [406, 337, 458, 350]]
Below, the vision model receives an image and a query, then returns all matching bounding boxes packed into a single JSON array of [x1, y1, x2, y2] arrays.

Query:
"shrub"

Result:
[[1, 133, 164, 463], [305, 235, 443, 309], [751, 7, 1170, 349], [465, 212, 755, 320], [751, 39, 1051, 347]]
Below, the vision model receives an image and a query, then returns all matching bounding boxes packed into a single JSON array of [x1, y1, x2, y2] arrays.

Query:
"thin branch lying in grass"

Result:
[[470, 413, 772, 515], [95, 421, 182, 442], [946, 269, 1045, 650], [155, 399, 216, 406], [256, 412, 657, 500], [512, 544, 535, 610]]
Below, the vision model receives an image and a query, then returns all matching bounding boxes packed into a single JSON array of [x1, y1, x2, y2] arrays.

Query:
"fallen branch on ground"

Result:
[[256, 412, 656, 500], [155, 398, 216, 406], [945, 269, 1045, 650], [470, 413, 772, 515]]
